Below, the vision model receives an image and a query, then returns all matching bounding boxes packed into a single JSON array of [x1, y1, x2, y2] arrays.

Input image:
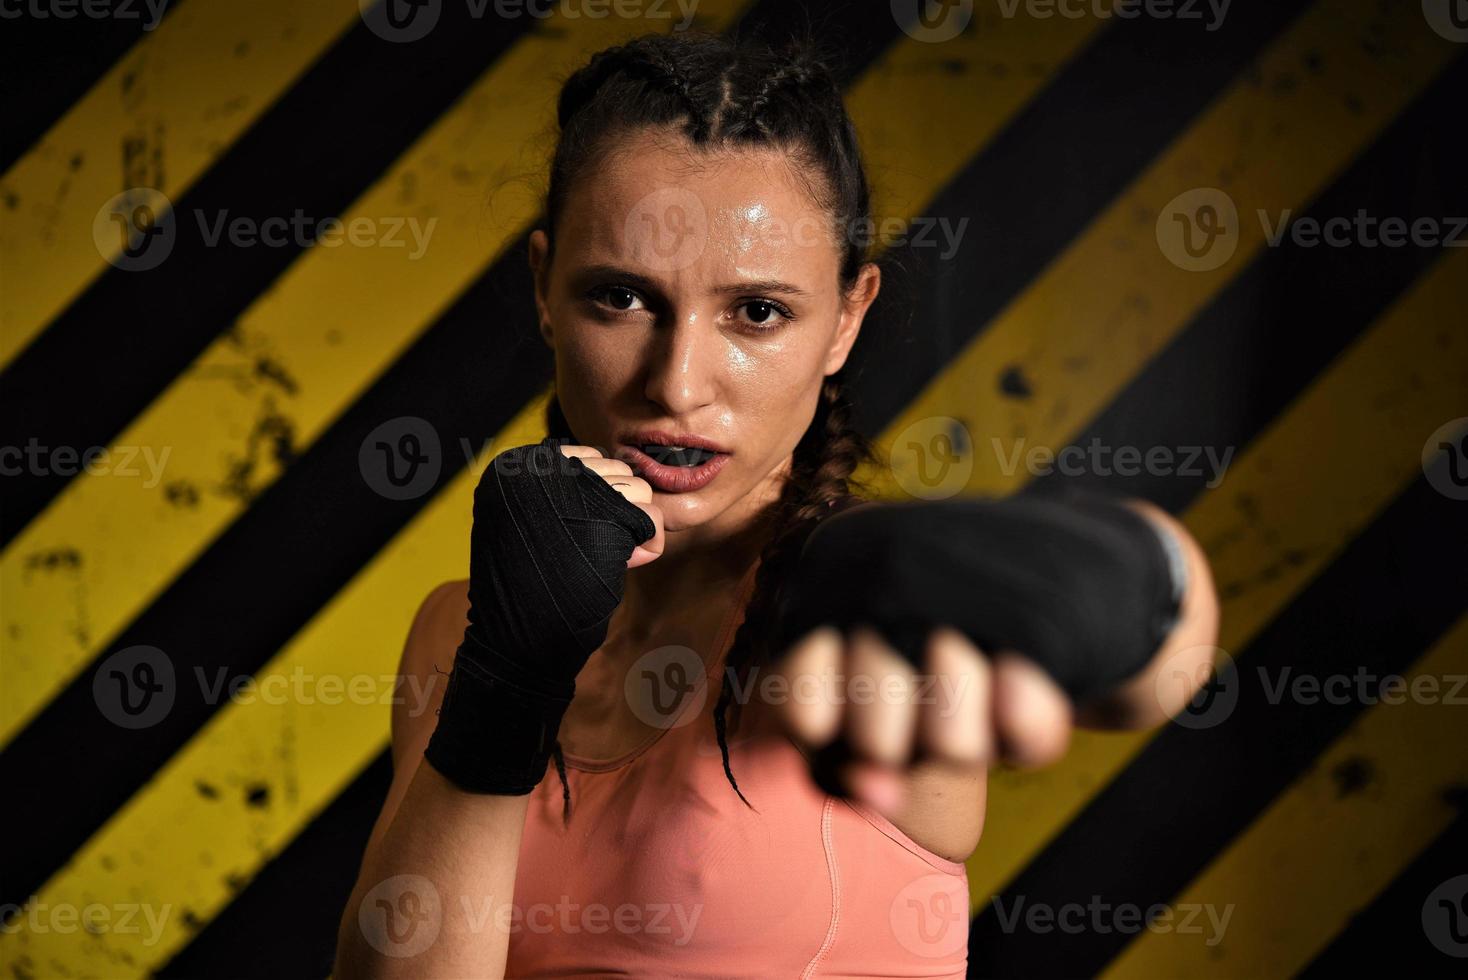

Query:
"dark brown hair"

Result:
[[539, 28, 882, 818]]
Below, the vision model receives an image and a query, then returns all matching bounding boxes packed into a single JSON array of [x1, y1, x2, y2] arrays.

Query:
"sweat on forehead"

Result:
[[555, 130, 844, 275]]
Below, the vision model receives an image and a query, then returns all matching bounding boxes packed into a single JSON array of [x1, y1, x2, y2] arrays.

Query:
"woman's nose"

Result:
[[643, 315, 718, 415]]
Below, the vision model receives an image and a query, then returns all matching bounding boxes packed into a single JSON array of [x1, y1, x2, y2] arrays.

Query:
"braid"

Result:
[[557, 39, 710, 141], [551, 740, 572, 827], [644, 45, 709, 141], [741, 56, 835, 137], [713, 370, 878, 807], [544, 393, 577, 825]]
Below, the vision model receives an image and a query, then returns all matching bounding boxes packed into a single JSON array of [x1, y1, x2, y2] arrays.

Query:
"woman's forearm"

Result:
[[1075, 499, 1220, 730], [334, 762, 530, 979]]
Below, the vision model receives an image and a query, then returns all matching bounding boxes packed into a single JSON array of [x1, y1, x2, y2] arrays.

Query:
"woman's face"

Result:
[[529, 126, 880, 541]]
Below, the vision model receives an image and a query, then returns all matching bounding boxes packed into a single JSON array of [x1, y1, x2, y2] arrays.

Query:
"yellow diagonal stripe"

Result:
[[0, 17, 1107, 974], [966, 241, 1468, 912], [864, 0, 1459, 505], [0, 0, 360, 368], [0, 0, 757, 749], [0, 393, 542, 979], [1104, 613, 1468, 978], [0, 7, 1103, 751]]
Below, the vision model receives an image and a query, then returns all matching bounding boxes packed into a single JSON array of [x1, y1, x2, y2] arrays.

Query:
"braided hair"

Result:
[[540, 28, 882, 819]]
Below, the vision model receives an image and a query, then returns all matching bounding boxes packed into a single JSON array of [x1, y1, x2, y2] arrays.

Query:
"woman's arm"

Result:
[[1072, 499, 1220, 731], [333, 581, 526, 979], [771, 493, 1221, 864], [890, 500, 1219, 862]]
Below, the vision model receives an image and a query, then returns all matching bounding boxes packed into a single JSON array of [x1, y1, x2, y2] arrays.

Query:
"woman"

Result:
[[335, 29, 1219, 978]]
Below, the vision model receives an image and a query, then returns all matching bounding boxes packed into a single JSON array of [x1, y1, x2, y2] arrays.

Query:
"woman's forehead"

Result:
[[558, 140, 840, 276]]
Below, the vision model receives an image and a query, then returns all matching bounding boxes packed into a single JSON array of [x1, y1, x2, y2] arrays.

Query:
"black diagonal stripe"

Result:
[[1020, 51, 1468, 511], [965, 472, 1468, 978], [155, 753, 394, 979], [0, 0, 186, 171], [0, 233, 545, 911], [1300, 814, 1468, 978], [0, 0, 906, 918], [844, 0, 1313, 435], [0, 3, 537, 547], [148, 6, 1332, 972]]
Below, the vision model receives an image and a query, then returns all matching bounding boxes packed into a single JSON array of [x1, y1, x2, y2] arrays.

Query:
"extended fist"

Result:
[[765, 492, 1200, 812]]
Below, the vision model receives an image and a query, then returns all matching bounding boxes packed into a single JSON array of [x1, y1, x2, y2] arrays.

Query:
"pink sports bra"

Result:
[[504, 562, 970, 978]]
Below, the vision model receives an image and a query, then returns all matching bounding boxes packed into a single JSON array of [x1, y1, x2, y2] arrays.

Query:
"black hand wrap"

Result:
[[424, 438, 656, 795], [772, 489, 1186, 705]]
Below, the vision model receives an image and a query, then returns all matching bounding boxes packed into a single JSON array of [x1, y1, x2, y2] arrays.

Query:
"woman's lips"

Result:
[[618, 444, 731, 493]]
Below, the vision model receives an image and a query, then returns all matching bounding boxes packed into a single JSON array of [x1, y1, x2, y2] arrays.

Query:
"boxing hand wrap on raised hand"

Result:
[[771, 489, 1187, 705], [424, 438, 656, 795]]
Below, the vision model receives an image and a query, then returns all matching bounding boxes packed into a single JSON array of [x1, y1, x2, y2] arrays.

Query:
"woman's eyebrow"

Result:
[[574, 265, 813, 299], [574, 264, 660, 290], [712, 278, 814, 298]]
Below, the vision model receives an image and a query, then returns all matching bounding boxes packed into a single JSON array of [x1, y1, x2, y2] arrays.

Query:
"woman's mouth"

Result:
[[617, 437, 732, 493]]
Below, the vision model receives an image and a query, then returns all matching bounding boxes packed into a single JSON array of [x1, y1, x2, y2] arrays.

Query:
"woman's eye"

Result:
[[591, 286, 645, 313], [736, 299, 794, 332]]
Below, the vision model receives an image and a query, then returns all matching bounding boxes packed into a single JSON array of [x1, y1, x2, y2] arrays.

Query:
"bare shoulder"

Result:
[[400, 579, 470, 678], [391, 579, 470, 768]]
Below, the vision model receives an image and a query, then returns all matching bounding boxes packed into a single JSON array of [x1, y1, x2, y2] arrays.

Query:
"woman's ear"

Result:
[[528, 229, 554, 347], [824, 261, 881, 374]]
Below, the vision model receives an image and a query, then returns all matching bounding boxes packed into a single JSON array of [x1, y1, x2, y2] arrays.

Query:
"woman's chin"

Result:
[[652, 489, 719, 533]]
